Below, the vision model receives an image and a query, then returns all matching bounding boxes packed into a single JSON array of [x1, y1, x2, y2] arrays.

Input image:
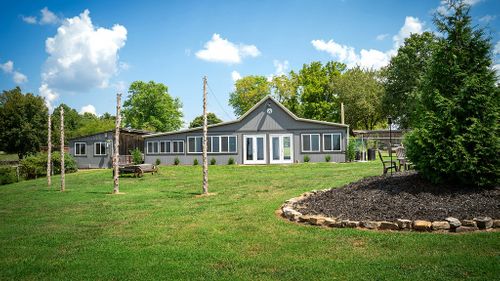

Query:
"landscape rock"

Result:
[[473, 217, 493, 229], [323, 218, 336, 227], [361, 221, 381, 229], [308, 216, 326, 226], [413, 220, 432, 231], [379, 221, 399, 230], [431, 221, 450, 231], [396, 219, 412, 230], [344, 221, 360, 228], [454, 226, 479, 233], [298, 215, 312, 223], [493, 220, 500, 228], [330, 220, 345, 228], [445, 217, 461, 229], [461, 220, 477, 227]]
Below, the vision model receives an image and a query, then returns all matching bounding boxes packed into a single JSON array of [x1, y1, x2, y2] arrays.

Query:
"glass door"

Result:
[[270, 134, 293, 164], [243, 135, 266, 164]]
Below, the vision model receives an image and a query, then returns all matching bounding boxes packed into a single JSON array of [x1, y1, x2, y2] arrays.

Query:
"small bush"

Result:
[[210, 158, 216, 165], [325, 155, 331, 162], [347, 137, 357, 162], [130, 148, 143, 165], [0, 167, 17, 185], [303, 155, 310, 163], [174, 157, 180, 165], [20, 152, 77, 179], [193, 158, 199, 165], [227, 157, 235, 165], [155, 158, 161, 166]]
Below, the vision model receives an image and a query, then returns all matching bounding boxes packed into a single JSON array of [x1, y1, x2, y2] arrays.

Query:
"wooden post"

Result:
[[113, 93, 122, 194], [47, 112, 52, 187], [202, 76, 208, 194], [340, 102, 345, 124], [60, 107, 65, 192]]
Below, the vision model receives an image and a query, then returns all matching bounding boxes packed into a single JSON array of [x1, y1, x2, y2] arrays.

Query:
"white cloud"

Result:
[[479, 15, 496, 23], [195, 33, 260, 64], [80, 104, 97, 115], [39, 9, 127, 109], [0, 61, 13, 73], [21, 16, 37, 24], [39, 83, 58, 111], [312, 16, 424, 69], [273, 60, 289, 76], [231, 70, 241, 82], [40, 7, 60, 25], [113, 80, 128, 92], [1, 60, 28, 84], [494, 41, 500, 55], [376, 33, 389, 41]]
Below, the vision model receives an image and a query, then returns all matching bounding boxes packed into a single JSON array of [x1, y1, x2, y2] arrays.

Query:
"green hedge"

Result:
[[20, 152, 77, 179], [0, 167, 18, 185]]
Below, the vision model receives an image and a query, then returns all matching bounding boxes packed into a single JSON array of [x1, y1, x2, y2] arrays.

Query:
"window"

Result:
[[94, 142, 106, 156], [147, 141, 159, 154], [301, 134, 320, 152], [323, 133, 342, 151], [75, 142, 87, 156], [160, 141, 171, 154], [188, 136, 237, 153], [172, 141, 184, 153]]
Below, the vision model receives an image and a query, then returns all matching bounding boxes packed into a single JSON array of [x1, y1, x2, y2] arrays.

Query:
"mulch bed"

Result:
[[293, 172, 500, 221]]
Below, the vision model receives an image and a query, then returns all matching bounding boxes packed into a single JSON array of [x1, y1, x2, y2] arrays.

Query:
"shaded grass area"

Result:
[[0, 162, 498, 280]]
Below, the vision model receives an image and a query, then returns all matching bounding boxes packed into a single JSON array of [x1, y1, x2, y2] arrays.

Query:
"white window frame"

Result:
[[188, 136, 237, 154], [159, 140, 171, 154], [172, 140, 184, 154], [187, 136, 203, 154], [147, 141, 159, 154], [74, 142, 87, 156], [323, 133, 342, 152], [301, 134, 320, 152], [94, 142, 106, 156]]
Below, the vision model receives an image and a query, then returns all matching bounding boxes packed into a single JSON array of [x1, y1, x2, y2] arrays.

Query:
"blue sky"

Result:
[[1, 0, 499, 127]]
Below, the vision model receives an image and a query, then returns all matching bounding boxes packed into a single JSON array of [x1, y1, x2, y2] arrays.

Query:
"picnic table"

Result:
[[113, 164, 158, 178]]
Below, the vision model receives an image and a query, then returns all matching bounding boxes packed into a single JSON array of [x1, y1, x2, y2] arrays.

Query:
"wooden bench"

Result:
[[377, 149, 398, 175]]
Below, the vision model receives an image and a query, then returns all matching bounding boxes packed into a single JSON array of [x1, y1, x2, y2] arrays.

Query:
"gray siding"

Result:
[[69, 132, 113, 169], [144, 97, 347, 165]]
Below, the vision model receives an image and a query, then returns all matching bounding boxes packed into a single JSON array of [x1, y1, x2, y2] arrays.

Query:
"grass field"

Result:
[[0, 162, 498, 280]]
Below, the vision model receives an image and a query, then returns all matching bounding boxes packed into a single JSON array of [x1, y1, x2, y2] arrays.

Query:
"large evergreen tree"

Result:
[[405, 0, 500, 187]]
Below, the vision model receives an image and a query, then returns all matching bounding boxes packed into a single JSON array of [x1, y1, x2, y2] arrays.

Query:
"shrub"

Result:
[[193, 158, 199, 165], [227, 157, 235, 165], [155, 158, 161, 166], [210, 158, 216, 165], [0, 167, 17, 185], [20, 152, 77, 179], [174, 157, 180, 165], [303, 155, 310, 163], [325, 155, 331, 162], [130, 148, 143, 165], [347, 137, 357, 162]]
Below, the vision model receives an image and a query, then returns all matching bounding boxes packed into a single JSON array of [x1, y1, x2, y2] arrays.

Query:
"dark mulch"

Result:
[[294, 172, 500, 221]]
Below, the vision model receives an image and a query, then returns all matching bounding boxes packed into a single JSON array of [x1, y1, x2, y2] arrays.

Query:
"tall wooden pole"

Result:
[[202, 76, 208, 194], [60, 107, 65, 192], [47, 112, 52, 187], [340, 102, 345, 124], [113, 93, 122, 194]]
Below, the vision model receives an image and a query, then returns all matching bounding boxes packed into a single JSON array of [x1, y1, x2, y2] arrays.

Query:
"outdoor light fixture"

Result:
[[266, 102, 272, 114]]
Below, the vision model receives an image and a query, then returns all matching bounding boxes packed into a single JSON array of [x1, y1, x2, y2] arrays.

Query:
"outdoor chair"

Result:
[[377, 149, 398, 175], [395, 146, 413, 171]]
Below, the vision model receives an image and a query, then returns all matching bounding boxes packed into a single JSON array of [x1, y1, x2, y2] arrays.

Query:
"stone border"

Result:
[[279, 190, 500, 233]]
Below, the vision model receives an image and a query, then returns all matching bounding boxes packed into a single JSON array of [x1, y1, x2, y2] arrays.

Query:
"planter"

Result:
[[367, 149, 376, 161]]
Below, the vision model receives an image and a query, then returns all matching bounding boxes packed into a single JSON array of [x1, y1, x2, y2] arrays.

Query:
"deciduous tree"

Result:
[[189, 112, 222, 128], [229, 76, 271, 117]]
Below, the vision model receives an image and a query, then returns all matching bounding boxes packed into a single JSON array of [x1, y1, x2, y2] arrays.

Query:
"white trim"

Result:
[[187, 135, 237, 154], [172, 140, 184, 153], [269, 134, 294, 164], [323, 133, 342, 152], [146, 141, 159, 154], [301, 134, 320, 152], [159, 140, 171, 154], [93, 142, 106, 156], [187, 136, 203, 154], [74, 142, 87, 156], [243, 134, 266, 164]]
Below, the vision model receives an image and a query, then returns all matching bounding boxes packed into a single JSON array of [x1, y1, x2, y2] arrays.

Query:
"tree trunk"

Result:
[[202, 76, 208, 194], [47, 112, 51, 187], [113, 93, 122, 194], [60, 107, 65, 192]]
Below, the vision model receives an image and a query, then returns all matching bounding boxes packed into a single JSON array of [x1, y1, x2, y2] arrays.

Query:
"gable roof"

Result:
[[144, 95, 348, 138], [68, 128, 152, 141]]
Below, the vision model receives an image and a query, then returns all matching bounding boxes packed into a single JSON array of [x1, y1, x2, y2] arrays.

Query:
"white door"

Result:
[[243, 135, 266, 164], [270, 134, 293, 164]]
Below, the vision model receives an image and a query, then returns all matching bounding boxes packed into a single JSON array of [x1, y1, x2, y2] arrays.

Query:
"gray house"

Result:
[[69, 128, 150, 169], [144, 96, 348, 165]]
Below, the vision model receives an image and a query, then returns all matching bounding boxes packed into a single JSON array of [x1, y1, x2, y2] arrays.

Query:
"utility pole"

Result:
[[340, 102, 345, 124], [60, 107, 65, 192], [202, 76, 209, 194], [47, 112, 51, 187], [113, 93, 122, 194]]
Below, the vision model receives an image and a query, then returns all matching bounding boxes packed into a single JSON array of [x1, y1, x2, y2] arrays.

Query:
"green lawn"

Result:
[[0, 162, 498, 280]]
